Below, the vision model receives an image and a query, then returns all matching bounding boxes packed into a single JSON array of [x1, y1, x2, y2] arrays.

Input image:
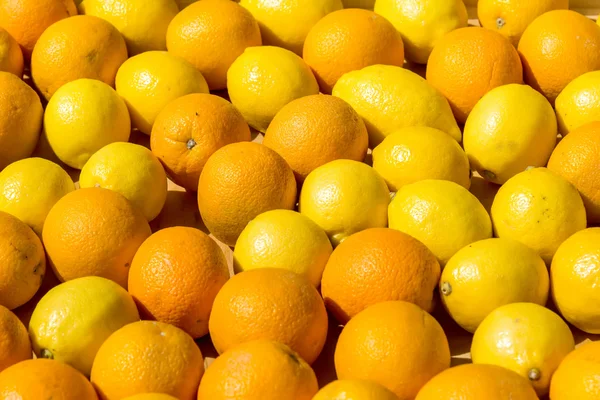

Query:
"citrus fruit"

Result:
[[233, 209, 332, 287], [0, 27, 22, 76], [197, 142, 297, 247], [43, 79, 131, 169], [440, 238, 549, 333], [263, 94, 369, 182], [128, 227, 229, 339], [518, 10, 600, 104], [0, 158, 75, 236], [115, 51, 209, 135], [209, 268, 328, 364], [197, 340, 318, 400], [335, 301, 451, 399], [150, 93, 251, 192], [374, 0, 467, 64], [299, 160, 389, 246], [491, 167, 586, 264], [550, 340, 600, 400], [426, 27, 523, 124], [124, 395, 178, 400], [372, 126, 470, 192], [166, 0, 261, 90], [556, 71, 600, 135], [468, 175, 500, 215], [302, 8, 404, 94], [464, 84, 557, 185], [332, 64, 461, 148], [29, 276, 140, 376], [80, 142, 168, 221], [0, 305, 31, 373], [389, 179, 492, 266], [313, 379, 399, 400], [91, 321, 204, 400], [42, 187, 151, 288], [227, 46, 319, 133]]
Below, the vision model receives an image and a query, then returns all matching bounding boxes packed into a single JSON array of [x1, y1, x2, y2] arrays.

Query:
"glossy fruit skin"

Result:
[[0, 305, 31, 373], [556, 71, 600, 135], [313, 379, 399, 400], [0, 27, 23, 76], [550, 340, 600, 400]]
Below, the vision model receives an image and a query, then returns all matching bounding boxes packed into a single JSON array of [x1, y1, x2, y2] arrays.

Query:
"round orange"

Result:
[[0, 27, 23, 76], [0, 305, 31, 373], [303, 8, 404, 94], [550, 340, 600, 400], [426, 27, 523, 124], [263, 94, 368, 182]]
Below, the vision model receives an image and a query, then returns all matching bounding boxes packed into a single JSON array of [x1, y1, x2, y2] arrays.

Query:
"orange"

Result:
[[151, 93, 251, 192], [166, 0, 261, 90], [415, 364, 539, 400], [91, 321, 204, 400], [209, 268, 328, 364], [42, 187, 151, 288], [263, 94, 368, 182], [31, 15, 128, 100], [197, 142, 297, 246], [302, 8, 404, 94], [313, 380, 399, 400], [0, 0, 77, 60], [0, 27, 23, 76], [335, 301, 451, 399], [197, 340, 319, 400], [0, 305, 31, 372], [321, 228, 440, 323], [0, 359, 97, 400], [426, 27, 523, 124], [548, 121, 600, 224], [128, 227, 230, 339], [518, 10, 600, 104], [550, 340, 600, 400]]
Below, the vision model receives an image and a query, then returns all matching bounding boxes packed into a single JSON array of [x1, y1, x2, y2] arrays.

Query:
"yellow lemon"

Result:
[[29, 276, 140, 377], [440, 238, 549, 333], [313, 379, 399, 400], [464, 84, 557, 185], [0, 27, 23, 77], [79, 142, 168, 222], [342, 0, 375, 8], [0, 158, 75, 237], [227, 46, 319, 133], [233, 209, 333, 287], [372, 126, 470, 192], [115, 51, 209, 135], [469, 175, 500, 215], [471, 302, 575, 396], [44, 78, 131, 169], [389, 179, 492, 266], [555, 70, 600, 135], [491, 167, 586, 264], [374, 0, 467, 64], [299, 159, 389, 246], [332, 65, 461, 148]]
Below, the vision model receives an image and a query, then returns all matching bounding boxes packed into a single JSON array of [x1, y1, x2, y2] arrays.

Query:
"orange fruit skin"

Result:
[[0, 305, 31, 373], [91, 321, 204, 400], [31, 15, 128, 99], [209, 268, 328, 364], [548, 121, 600, 224], [197, 142, 297, 247], [151, 93, 251, 192], [0, 359, 98, 400], [303, 8, 404, 94], [42, 187, 152, 289], [263, 94, 368, 182], [0, 0, 77, 60], [128, 226, 230, 339], [550, 340, 600, 400], [321, 228, 441, 323], [518, 10, 600, 105], [426, 27, 523, 124], [166, 0, 261, 90]]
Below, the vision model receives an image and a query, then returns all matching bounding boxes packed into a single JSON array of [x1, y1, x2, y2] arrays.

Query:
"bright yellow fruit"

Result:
[[464, 84, 557, 185], [313, 379, 399, 400], [0, 28, 23, 77], [372, 126, 470, 192], [555, 70, 600, 135]]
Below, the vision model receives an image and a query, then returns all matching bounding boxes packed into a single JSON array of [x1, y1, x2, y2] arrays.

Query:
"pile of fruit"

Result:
[[1, 0, 600, 398]]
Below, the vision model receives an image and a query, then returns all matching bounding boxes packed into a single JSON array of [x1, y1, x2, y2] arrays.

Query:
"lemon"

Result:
[[464, 84, 557, 185], [555, 70, 600, 135], [468, 175, 500, 215], [299, 159, 390, 246], [79, 142, 168, 221], [44, 78, 131, 169], [332, 65, 461, 148], [233, 209, 333, 286], [440, 238, 549, 333], [29, 276, 140, 376], [471, 302, 575, 396], [115, 51, 208, 135], [374, 0, 467, 64], [372, 126, 470, 192], [491, 167, 587, 264], [389, 180, 492, 266], [227, 46, 319, 133]]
